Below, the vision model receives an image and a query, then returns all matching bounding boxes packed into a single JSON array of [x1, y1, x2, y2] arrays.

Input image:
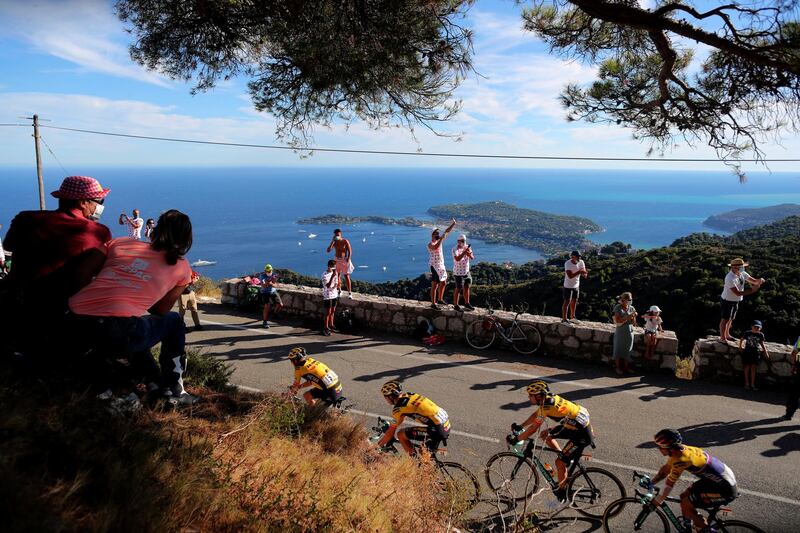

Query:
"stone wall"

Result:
[[690, 336, 795, 384], [220, 280, 679, 370]]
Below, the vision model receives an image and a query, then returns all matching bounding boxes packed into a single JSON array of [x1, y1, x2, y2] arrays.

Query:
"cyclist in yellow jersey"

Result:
[[507, 380, 593, 499], [651, 429, 738, 531], [287, 347, 343, 406], [376, 380, 451, 456]]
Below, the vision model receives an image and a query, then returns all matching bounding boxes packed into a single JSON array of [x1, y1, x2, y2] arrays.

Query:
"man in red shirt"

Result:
[[1, 176, 112, 354]]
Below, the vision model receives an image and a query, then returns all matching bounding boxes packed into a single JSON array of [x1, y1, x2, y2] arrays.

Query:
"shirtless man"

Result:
[[327, 228, 353, 299]]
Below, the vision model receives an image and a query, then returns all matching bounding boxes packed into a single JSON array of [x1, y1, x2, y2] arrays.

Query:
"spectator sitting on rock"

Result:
[[719, 257, 764, 343], [612, 292, 638, 376], [428, 219, 456, 310], [738, 320, 770, 391], [1, 176, 112, 356], [451, 234, 474, 311], [322, 259, 340, 336], [179, 270, 203, 332], [68, 209, 196, 405], [258, 264, 283, 329], [562, 250, 588, 323], [643, 305, 663, 360]]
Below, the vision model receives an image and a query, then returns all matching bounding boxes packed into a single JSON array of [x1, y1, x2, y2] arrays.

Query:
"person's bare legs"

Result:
[[344, 274, 352, 293], [437, 281, 446, 302], [463, 285, 471, 305], [190, 310, 201, 327], [719, 318, 729, 342], [453, 287, 461, 307], [263, 303, 271, 322], [561, 300, 569, 321], [430, 281, 439, 305], [569, 298, 578, 320]]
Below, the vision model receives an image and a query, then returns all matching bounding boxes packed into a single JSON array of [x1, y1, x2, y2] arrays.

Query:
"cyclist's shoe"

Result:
[[506, 434, 519, 446], [511, 422, 524, 432], [553, 487, 567, 503], [698, 526, 720, 533]]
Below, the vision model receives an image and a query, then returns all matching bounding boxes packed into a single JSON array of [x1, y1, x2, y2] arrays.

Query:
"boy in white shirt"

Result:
[[562, 250, 588, 323]]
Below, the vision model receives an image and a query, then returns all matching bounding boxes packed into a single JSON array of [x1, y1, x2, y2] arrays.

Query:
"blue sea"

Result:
[[2, 167, 800, 282]]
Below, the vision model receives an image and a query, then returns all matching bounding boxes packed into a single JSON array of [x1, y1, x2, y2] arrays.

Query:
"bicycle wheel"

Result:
[[717, 520, 766, 533], [568, 466, 626, 519], [484, 452, 540, 502], [511, 323, 542, 355], [466, 320, 496, 350], [437, 461, 481, 510], [602, 497, 669, 533]]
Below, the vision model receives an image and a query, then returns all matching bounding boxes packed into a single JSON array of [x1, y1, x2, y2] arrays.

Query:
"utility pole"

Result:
[[32, 114, 46, 210]]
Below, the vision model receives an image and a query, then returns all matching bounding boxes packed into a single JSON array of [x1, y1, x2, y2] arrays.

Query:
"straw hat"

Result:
[[728, 258, 748, 267], [617, 292, 633, 302]]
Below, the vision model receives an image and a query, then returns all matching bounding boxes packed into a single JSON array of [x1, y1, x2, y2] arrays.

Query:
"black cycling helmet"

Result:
[[287, 347, 308, 362], [654, 428, 683, 449], [526, 380, 550, 396], [381, 380, 402, 397]]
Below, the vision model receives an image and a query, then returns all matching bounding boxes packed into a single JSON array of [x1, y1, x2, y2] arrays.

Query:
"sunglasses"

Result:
[[457, 239, 465, 242], [89, 198, 105, 205]]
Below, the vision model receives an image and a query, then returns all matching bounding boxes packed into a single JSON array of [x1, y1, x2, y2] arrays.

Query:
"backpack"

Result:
[[413, 318, 436, 341], [337, 308, 359, 333]]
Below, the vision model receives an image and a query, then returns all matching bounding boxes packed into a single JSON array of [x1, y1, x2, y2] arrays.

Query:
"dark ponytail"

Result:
[[150, 209, 193, 265]]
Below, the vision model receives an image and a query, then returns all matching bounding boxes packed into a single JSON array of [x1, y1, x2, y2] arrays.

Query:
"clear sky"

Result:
[[0, 0, 798, 173]]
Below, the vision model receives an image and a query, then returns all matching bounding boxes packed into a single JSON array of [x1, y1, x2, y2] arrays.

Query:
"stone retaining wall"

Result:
[[220, 280, 679, 370], [690, 336, 795, 384]]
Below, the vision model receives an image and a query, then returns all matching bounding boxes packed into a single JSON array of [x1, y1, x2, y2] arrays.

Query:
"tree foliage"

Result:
[[116, 0, 474, 145], [523, 0, 800, 176]]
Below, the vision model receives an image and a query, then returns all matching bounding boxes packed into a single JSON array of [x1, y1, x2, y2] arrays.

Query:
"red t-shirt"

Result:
[[69, 238, 191, 317], [3, 208, 112, 302]]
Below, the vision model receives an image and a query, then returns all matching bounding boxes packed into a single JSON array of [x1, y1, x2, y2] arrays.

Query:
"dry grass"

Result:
[[193, 275, 222, 299], [0, 360, 462, 533]]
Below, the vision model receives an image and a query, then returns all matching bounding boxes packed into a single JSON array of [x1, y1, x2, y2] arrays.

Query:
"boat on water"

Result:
[[191, 260, 217, 267], [308, 233, 317, 238], [382, 266, 387, 271], [298, 241, 302, 246], [362, 237, 367, 242], [298, 229, 307, 233], [357, 265, 369, 269]]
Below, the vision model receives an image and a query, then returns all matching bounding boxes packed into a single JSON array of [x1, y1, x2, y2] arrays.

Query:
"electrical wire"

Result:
[[34, 124, 799, 163], [39, 134, 70, 175]]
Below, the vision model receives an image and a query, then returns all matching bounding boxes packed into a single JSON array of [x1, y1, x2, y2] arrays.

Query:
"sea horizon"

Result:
[[3, 166, 799, 282]]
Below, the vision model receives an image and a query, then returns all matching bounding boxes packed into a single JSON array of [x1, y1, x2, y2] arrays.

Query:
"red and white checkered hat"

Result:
[[51, 175, 110, 200]]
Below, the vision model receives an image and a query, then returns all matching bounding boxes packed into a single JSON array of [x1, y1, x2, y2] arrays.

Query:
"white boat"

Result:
[[308, 233, 317, 239], [362, 237, 367, 243], [382, 266, 387, 271], [298, 241, 302, 246], [370, 231, 374, 235], [191, 260, 217, 267], [357, 265, 369, 269], [298, 229, 307, 233]]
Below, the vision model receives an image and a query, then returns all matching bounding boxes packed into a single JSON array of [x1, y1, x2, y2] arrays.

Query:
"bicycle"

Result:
[[484, 426, 625, 519], [465, 302, 542, 355], [284, 386, 349, 413], [602, 471, 764, 533], [369, 417, 481, 508]]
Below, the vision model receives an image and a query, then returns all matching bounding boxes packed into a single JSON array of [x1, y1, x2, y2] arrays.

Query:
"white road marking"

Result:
[[229, 382, 800, 507]]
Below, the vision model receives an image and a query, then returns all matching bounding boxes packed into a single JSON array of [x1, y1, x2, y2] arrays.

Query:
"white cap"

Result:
[[649, 305, 661, 313], [458, 234, 467, 241]]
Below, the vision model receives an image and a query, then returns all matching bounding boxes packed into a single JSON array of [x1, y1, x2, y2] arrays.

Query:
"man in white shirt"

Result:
[[562, 250, 588, 323], [451, 234, 475, 311], [119, 209, 144, 239], [719, 257, 764, 342]]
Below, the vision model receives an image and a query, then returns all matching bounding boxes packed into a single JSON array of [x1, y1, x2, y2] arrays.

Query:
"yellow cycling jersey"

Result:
[[392, 392, 451, 429], [534, 395, 590, 429], [666, 445, 737, 486], [294, 357, 342, 392]]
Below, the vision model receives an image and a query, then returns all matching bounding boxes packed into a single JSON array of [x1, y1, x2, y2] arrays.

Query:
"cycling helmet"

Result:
[[654, 428, 683, 449], [287, 347, 307, 361], [264, 263, 273, 272], [381, 380, 402, 397], [526, 380, 550, 396]]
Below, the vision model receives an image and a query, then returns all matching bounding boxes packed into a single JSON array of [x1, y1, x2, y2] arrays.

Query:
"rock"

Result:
[[433, 316, 447, 332], [575, 327, 593, 341], [771, 361, 793, 378], [556, 323, 573, 336], [563, 336, 581, 349]]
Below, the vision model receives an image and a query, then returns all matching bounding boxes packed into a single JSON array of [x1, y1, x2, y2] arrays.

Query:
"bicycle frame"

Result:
[[487, 312, 525, 344], [514, 435, 587, 489]]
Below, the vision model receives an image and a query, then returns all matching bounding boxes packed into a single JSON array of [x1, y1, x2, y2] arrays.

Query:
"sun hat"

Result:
[[752, 320, 763, 328], [728, 258, 748, 267], [51, 176, 110, 200], [649, 305, 661, 313], [264, 264, 273, 272], [570, 250, 582, 258], [617, 291, 633, 302], [457, 234, 467, 241]]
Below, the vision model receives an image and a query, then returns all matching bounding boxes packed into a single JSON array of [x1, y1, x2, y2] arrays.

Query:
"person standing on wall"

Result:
[[451, 234, 474, 311], [428, 219, 456, 310], [612, 292, 638, 376], [719, 258, 764, 343], [119, 209, 144, 240], [562, 250, 588, 323], [321, 259, 340, 336], [327, 228, 354, 299]]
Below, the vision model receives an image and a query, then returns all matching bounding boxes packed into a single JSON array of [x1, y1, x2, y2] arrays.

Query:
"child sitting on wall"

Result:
[[643, 305, 664, 360]]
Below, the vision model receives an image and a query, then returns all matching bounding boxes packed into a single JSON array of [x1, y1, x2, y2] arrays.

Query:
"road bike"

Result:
[[484, 426, 624, 519], [369, 417, 481, 509], [602, 471, 764, 533], [465, 302, 542, 355]]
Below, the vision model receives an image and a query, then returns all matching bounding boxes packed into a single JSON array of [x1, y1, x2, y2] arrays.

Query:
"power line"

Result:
[[39, 134, 70, 175], [35, 124, 799, 163]]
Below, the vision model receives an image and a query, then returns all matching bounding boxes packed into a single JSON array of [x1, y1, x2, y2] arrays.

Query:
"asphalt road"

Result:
[[189, 304, 800, 532]]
